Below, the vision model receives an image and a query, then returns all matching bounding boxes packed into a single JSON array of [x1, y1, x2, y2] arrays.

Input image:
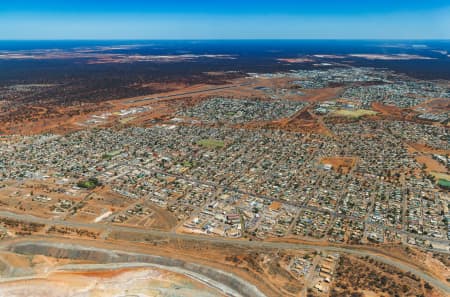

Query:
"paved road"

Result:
[[0, 210, 449, 294], [128, 83, 252, 103]]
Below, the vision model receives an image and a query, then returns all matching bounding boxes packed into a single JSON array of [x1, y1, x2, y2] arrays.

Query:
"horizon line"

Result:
[[1, 38, 450, 41]]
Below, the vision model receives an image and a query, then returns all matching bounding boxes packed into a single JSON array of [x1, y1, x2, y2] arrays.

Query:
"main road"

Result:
[[0, 210, 449, 294]]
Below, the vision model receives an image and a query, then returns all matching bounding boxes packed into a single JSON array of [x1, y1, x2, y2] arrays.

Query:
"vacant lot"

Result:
[[330, 109, 378, 118], [321, 157, 357, 174]]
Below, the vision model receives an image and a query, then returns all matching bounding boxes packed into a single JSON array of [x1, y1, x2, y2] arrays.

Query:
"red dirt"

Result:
[[320, 157, 357, 174]]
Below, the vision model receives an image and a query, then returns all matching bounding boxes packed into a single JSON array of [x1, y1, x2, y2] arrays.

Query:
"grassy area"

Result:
[[438, 179, 450, 189], [102, 150, 122, 160], [182, 161, 194, 168], [330, 109, 378, 118], [197, 138, 225, 149], [77, 177, 101, 189], [431, 171, 450, 181]]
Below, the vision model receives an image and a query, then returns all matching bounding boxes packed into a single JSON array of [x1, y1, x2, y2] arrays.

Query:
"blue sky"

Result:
[[0, 1, 449, 39]]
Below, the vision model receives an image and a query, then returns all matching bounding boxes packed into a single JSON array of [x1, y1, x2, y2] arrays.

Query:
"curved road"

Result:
[[0, 210, 448, 294]]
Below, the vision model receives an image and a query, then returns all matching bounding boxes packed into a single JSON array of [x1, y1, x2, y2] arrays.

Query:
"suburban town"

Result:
[[0, 66, 449, 297]]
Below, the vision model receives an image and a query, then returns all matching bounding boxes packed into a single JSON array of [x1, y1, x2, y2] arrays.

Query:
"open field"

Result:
[[320, 157, 357, 174], [329, 109, 378, 118], [416, 98, 450, 114], [415, 155, 447, 173], [371, 102, 412, 119], [431, 172, 450, 181]]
